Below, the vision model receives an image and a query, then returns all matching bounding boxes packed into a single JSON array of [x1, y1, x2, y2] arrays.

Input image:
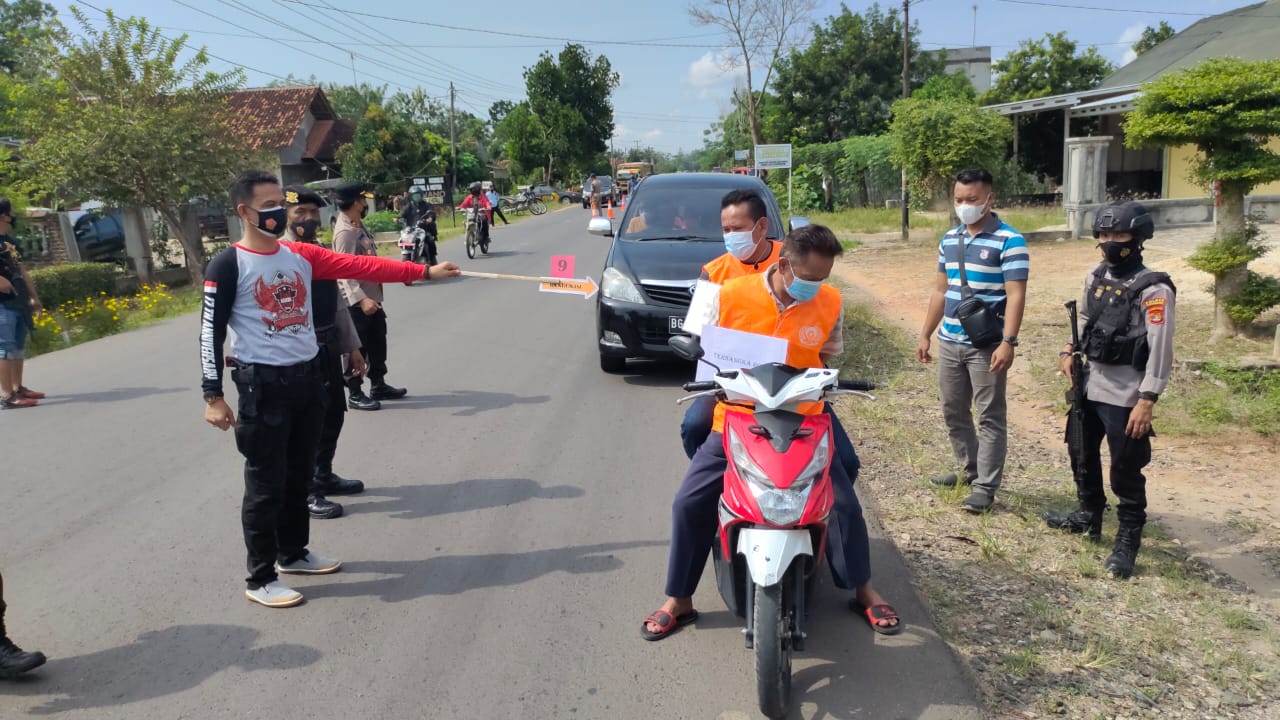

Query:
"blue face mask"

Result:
[[723, 230, 756, 260], [787, 276, 822, 302]]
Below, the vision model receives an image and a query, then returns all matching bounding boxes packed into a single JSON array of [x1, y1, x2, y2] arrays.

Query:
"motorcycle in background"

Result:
[[464, 206, 490, 259], [398, 216, 438, 265]]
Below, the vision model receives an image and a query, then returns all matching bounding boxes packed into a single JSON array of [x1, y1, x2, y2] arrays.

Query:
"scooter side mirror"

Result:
[[668, 334, 704, 362], [788, 216, 811, 232]]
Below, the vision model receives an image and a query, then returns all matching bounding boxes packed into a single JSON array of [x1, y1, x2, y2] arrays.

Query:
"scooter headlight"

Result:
[[790, 430, 831, 492], [728, 427, 813, 526]]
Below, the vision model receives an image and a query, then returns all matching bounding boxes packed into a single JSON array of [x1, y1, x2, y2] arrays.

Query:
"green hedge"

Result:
[[29, 263, 122, 308], [363, 210, 400, 233]]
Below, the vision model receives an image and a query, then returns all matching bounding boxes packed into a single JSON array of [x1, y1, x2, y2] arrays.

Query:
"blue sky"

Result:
[[52, 0, 1239, 152]]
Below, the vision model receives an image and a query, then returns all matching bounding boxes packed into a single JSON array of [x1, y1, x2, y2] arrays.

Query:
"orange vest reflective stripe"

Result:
[[711, 274, 842, 433], [701, 242, 782, 285]]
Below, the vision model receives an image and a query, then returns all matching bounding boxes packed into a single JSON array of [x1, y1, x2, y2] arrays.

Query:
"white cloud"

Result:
[[686, 51, 745, 99], [1117, 22, 1146, 66], [613, 124, 630, 140], [642, 128, 664, 140]]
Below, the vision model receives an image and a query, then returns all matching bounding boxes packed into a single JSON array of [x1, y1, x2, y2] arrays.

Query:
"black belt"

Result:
[[229, 354, 324, 384]]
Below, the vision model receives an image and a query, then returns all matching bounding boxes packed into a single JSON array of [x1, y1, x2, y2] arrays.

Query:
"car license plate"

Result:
[[669, 316, 684, 331]]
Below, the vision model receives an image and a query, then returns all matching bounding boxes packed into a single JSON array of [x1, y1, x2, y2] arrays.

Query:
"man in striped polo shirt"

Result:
[[917, 168, 1029, 513]]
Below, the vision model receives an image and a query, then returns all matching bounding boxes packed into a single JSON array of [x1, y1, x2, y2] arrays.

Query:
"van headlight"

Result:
[[602, 267, 644, 303]]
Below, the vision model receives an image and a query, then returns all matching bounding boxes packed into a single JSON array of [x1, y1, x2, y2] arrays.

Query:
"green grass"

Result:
[[790, 205, 1065, 238]]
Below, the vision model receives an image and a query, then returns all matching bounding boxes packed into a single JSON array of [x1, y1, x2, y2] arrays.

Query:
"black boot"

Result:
[[348, 389, 381, 411], [1043, 506, 1104, 542], [313, 471, 365, 496], [369, 383, 407, 401], [307, 494, 344, 520], [1105, 526, 1143, 579], [0, 637, 47, 679]]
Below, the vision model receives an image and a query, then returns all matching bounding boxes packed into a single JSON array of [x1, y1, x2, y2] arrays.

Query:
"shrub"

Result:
[[362, 210, 400, 233], [29, 263, 121, 307]]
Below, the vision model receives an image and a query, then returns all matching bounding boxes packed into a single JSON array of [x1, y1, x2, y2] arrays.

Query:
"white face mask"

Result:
[[955, 197, 990, 226]]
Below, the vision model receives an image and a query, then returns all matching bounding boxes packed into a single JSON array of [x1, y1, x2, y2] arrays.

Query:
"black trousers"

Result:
[[1068, 398, 1152, 528], [232, 358, 326, 588], [347, 306, 388, 391], [492, 205, 509, 224], [0, 571, 7, 639], [314, 329, 346, 481]]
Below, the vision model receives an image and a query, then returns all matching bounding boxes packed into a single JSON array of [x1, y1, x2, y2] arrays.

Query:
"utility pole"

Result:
[[449, 82, 458, 225], [972, 4, 979, 47], [900, 0, 910, 241], [349, 52, 358, 85]]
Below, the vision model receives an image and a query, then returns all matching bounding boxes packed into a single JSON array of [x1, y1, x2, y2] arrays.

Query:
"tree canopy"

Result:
[[14, 8, 260, 282], [336, 104, 449, 198], [1131, 22, 1175, 58], [890, 96, 1012, 209], [982, 31, 1112, 104], [768, 2, 943, 144]]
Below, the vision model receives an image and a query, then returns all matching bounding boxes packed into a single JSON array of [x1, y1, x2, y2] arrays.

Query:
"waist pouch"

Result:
[[955, 289, 1003, 349]]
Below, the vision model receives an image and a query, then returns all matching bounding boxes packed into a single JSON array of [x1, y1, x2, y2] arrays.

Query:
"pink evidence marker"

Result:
[[550, 255, 575, 279]]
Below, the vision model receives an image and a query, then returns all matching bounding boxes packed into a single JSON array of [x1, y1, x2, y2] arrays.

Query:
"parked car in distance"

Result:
[[589, 172, 801, 373], [197, 206, 230, 239], [69, 209, 127, 263], [557, 188, 584, 204]]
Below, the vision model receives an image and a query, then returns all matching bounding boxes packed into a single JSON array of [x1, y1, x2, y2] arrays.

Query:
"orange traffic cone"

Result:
[[619, 194, 626, 209], [606, 200, 614, 219]]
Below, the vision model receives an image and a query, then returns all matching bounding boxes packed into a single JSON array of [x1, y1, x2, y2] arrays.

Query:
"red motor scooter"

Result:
[[670, 335, 874, 719]]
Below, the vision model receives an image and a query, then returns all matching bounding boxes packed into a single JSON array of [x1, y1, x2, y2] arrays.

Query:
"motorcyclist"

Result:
[[398, 191, 438, 263], [457, 182, 492, 244]]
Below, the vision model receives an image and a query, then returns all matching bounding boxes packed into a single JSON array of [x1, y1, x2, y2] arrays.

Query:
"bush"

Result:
[[362, 210, 400, 233], [1224, 271, 1280, 326], [29, 263, 122, 307]]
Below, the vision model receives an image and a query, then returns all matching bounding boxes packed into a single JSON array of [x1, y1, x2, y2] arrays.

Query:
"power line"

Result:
[[993, 0, 1208, 16], [75, 0, 291, 82], [276, 0, 737, 47]]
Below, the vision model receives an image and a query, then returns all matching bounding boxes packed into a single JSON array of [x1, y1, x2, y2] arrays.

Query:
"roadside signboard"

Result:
[[754, 144, 792, 170], [734, 149, 750, 161]]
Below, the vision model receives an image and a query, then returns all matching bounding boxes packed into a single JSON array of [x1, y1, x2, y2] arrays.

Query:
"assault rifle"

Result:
[[1064, 301, 1088, 482]]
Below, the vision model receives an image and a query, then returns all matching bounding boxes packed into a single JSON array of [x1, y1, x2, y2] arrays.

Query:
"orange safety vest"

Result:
[[701, 241, 782, 285], [711, 273, 843, 433]]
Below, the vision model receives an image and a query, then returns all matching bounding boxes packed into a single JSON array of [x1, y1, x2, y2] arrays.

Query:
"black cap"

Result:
[[331, 182, 374, 204], [284, 185, 326, 208]]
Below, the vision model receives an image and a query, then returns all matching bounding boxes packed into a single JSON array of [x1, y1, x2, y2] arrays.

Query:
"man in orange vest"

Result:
[[643, 225, 901, 641]]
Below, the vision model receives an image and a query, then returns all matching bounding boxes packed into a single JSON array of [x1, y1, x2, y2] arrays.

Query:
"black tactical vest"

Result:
[[1082, 263, 1175, 368]]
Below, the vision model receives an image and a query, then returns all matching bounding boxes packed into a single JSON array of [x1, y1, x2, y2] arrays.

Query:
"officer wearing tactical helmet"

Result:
[[1044, 200, 1176, 579]]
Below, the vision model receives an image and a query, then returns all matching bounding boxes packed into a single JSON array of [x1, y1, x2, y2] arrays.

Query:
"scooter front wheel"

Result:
[[754, 582, 793, 719], [465, 227, 477, 259]]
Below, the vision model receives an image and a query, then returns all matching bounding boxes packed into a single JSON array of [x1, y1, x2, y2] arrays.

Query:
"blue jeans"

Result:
[[0, 306, 31, 360], [680, 397, 861, 481]]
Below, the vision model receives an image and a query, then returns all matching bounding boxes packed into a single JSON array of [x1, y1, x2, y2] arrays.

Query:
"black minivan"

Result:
[[590, 173, 788, 373]]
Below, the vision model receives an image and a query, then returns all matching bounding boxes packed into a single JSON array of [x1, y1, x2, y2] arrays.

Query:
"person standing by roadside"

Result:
[[0, 199, 44, 409], [202, 170, 458, 608], [589, 173, 602, 211], [283, 186, 369, 520], [0, 572, 46, 679], [332, 182, 408, 408], [485, 187, 509, 226], [917, 169, 1028, 513], [1043, 201, 1174, 579]]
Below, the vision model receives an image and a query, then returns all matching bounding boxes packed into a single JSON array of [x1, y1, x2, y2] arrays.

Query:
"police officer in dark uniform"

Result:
[[398, 190, 438, 265], [0, 572, 46, 679], [283, 186, 368, 520], [1044, 201, 1175, 579]]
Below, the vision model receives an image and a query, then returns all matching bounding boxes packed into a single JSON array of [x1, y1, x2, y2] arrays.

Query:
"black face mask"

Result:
[[254, 207, 288, 237], [359, 201, 369, 219], [291, 218, 321, 242], [1099, 241, 1143, 275]]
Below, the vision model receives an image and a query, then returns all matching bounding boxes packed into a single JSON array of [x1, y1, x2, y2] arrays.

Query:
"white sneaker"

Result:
[[275, 551, 342, 575], [245, 581, 304, 608]]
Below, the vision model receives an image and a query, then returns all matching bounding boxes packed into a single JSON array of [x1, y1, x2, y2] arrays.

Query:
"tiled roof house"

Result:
[[224, 86, 354, 186]]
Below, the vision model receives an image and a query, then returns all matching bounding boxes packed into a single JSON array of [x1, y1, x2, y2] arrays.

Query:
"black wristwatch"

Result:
[[1138, 391, 1159, 403], [203, 391, 224, 405], [1002, 336, 1019, 347]]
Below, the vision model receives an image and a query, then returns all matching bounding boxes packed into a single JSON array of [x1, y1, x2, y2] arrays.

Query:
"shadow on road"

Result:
[[35, 386, 186, 405], [387, 389, 551, 416], [619, 359, 696, 388], [6, 624, 321, 715], [349, 477, 584, 520], [300, 540, 667, 603]]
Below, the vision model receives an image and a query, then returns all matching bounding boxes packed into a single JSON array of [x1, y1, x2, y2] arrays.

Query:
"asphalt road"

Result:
[[2, 206, 983, 719]]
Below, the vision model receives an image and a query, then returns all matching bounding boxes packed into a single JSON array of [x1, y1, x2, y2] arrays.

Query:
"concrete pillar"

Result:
[[1063, 136, 1112, 239], [121, 206, 154, 284]]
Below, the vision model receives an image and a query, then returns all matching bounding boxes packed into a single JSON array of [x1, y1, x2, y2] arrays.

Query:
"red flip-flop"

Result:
[[850, 601, 903, 635], [640, 609, 699, 641]]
